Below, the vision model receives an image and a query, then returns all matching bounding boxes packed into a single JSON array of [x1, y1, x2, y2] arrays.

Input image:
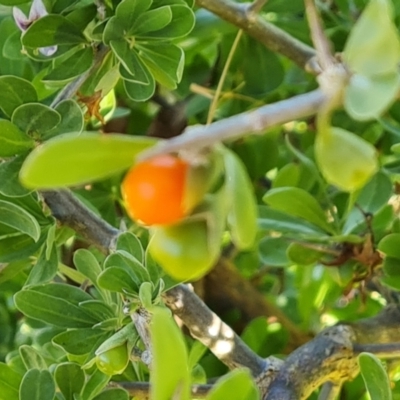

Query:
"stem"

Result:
[[207, 29, 243, 124], [138, 89, 327, 160], [195, 0, 316, 70]]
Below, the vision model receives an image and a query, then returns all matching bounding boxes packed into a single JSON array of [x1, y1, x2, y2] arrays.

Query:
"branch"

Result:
[[50, 45, 109, 108], [41, 189, 268, 376], [138, 89, 326, 161], [41, 190, 119, 253], [263, 305, 400, 400], [195, 0, 316, 70], [162, 284, 271, 376], [42, 189, 400, 399], [203, 258, 312, 352]]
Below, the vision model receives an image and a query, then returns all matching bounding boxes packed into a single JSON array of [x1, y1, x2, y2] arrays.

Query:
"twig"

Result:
[[50, 45, 109, 108], [195, 0, 316, 70], [207, 29, 243, 124], [353, 342, 400, 358], [304, 0, 335, 70], [41, 190, 119, 253], [138, 89, 326, 161]]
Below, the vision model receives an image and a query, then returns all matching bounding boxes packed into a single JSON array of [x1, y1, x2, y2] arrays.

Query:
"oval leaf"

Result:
[[55, 363, 85, 400], [358, 352, 392, 400], [315, 127, 378, 192], [345, 72, 400, 121], [223, 148, 257, 249], [0, 200, 40, 241], [0, 76, 37, 117], [0, 120, 34, 156], [150, 307, 190, 400], [22, 15, 86, 47], [14, 284, 100, 328], [20, 369, 55, 400], [343, 0, 400, 76], [20, 132, 158, 188], [263, 187, 333, 233]]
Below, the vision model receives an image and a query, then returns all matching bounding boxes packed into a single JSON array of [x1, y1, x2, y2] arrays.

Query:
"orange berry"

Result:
[[122, 154, 189, 225]]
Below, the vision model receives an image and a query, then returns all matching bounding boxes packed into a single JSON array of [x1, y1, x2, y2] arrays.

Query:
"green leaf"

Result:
[[19, 345, 47, 370], [223, 148, 257, 249], [345, 72, 400, 121], [140, 43, 184, 89], [123, 70, 156, 101], [81, 370, 110, 400], [239, 36, 284, 95], [93, 388, 129, 400], [95, 323, 138, 355], [139, 282, 153, 309], [0, 260, 29, 284], [131, 6, 172, 35], [263, 187, 333, 233], [115, 0, 153, 29], [0, 120, 34, 157], [79, 300, 115, 321], [258, 207, 326, 236], [206, 369, 259, 400], [0, 233, 44, 263], [315, 127, 378, 192], [286, 242, 325, 266], [45, 99, 84, 139], [378, 234, 400, 259], [144, 5, 195, 39], [53, 328, 110, 355], [97, 267, 139, 295], [0, 362, 22, 400], [111, 41, 150, 84], [259, 236, 290, 266], [116, 232, 144, 263], [150, 307, 190, 400], [0, 155, 31, 197], [19, 132, 157, 189], [358, 352, 392, 400], [55, 362, 85, 400], [0, 76, 37, 117], [356, 171, 392, 213], [0, 200, 40, 241], [25, 245, 58, 286], [20, 369, 55, 400], [343, 0, 400, 76], [43, 46, 94, 82], [12, 103, 61, 136], [14, 284, 100, 328], [73, 249, 103, 285], [22, 15, 87, 48]]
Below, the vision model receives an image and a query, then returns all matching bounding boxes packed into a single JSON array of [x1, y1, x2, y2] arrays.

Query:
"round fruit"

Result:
[[122, 155, 189, 225], [148, 219, 220, 281], [95, 344, 129, 376]]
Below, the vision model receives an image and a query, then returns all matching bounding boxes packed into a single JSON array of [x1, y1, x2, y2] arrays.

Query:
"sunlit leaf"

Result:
[[20, 132, 158, 188]]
